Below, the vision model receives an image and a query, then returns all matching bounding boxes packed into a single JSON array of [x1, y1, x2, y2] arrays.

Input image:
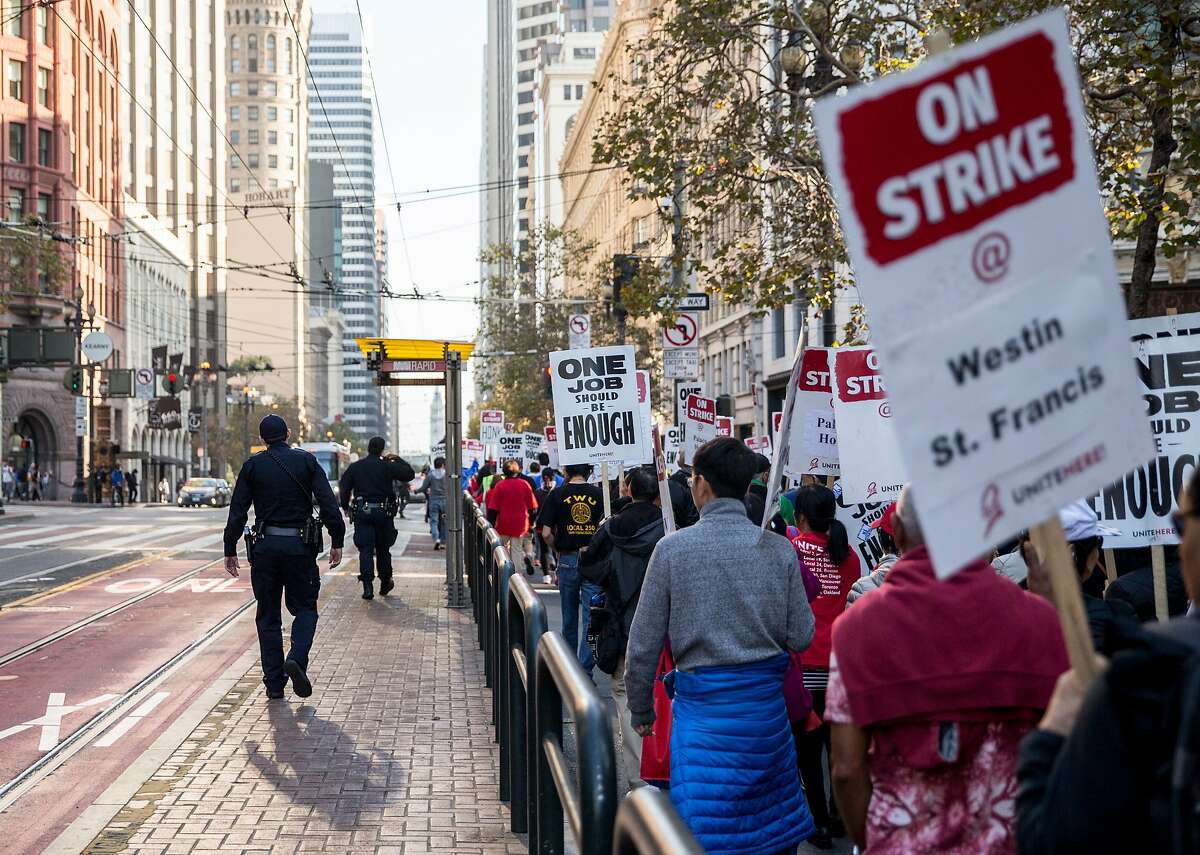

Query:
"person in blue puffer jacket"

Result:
[[625, 437, 818, 854]]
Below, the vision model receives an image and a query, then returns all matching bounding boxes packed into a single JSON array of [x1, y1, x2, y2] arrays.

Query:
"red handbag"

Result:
[[638, 645, 674, 784]]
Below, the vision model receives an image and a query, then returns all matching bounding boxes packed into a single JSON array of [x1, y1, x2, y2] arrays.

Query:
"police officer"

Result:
[[223, 415, 345, 700], [338, 436, 415, 600]]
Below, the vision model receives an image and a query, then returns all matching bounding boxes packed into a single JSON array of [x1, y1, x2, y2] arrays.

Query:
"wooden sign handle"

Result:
[[1151, 545, 1169, 622], [1029, 517, 1099, 685], [601, 462, 612, 519]]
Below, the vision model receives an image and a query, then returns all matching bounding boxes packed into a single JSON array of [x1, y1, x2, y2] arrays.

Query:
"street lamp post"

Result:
[[68, 288, 94, 503]]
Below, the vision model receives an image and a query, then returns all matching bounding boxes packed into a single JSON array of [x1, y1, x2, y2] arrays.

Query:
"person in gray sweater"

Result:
[[624, 437, 818, 851]]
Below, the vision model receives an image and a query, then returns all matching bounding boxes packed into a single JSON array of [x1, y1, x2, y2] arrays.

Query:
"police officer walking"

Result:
[[223, 415, 345, 700], [339, 436, 415, 600]]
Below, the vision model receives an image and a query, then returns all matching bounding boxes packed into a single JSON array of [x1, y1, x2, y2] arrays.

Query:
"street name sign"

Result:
[[82, 331, 114, 363], [814, 9, 1151, 575]]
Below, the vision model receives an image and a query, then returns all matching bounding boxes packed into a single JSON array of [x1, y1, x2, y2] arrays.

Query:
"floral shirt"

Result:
[[826, 656, 1029, 854]]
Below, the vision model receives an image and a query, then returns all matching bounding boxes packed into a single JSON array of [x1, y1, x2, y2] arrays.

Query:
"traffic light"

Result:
[[63, 367, 84, 395], [542, 364, 553, 399], [164, 371, 181, 395]]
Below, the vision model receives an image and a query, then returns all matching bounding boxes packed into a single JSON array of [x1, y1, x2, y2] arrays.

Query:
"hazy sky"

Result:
[[317, 0, 486, 451]]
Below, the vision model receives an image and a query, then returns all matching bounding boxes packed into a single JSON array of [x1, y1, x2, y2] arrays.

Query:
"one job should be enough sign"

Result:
[[550, 345, 648, 467]]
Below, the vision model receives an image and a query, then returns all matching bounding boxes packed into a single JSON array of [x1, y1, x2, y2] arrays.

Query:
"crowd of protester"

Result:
[[464, 432, 1199, 854]]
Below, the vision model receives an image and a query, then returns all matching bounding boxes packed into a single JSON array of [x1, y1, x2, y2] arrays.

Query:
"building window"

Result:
[[36, 5, 47, 44], [230, 129, 240, 144], [267, 129, 277, 145], [285, 38, 293, 73], [248, 56, 258, 72], [5, 6, 21, 38], [287, 157, 294, 169], [8, 122, 24, 163], [268, 154, 277, 168], [248, 152, 259, 167], [773, 307, 786, 358], [576, 84, 584, 99], [247, 128, 259, 144], [593, 16, 609, 28], [286, 108, 293, 122], [562, 84, 571, 100], [230, 34, 240, 51], [230, 105, 240, 121], [7, 60, 23, 101], [264, 81, 276, 96], [248, 105, 259, 121], [230, 177, 241, 192], [36, 192, 49, 221], [573, 47, 596, 59], [287, 132, 293, 145], [36, 67, 48, 107], [268, 177, 278, 188], [7, 187, 24, 220], [267, 106, 277, 120], [37, 127, 50, 165], [517, 154, 528, 168], [230, 81, 240, 96], [231, 57, 241, 72], [247, 80, 258, 96]]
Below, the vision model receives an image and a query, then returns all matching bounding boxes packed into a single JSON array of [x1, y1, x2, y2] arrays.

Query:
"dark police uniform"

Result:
[[223, 439, 345, 696], [338, 452, 415, 597]]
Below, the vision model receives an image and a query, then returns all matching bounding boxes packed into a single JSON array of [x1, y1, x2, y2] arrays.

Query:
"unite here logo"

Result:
[[837, 31, 1075, 265]]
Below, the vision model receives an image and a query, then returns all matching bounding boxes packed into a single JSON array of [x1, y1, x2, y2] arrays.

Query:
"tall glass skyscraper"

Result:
[[308, 13, 382, 437]]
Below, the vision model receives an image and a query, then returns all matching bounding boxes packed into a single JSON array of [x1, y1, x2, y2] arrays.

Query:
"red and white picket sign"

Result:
[[715, 417, 733, 438], [684, 394, 717, 458], [830, 347, 907, 505], [786, 348, 839, 478]]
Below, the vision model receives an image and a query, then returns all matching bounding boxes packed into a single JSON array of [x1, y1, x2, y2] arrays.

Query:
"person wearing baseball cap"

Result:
[[222, 414, 345, 700], [845, 502, 901, 608]]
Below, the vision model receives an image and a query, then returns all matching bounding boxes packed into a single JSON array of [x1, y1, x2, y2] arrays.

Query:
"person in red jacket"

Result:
[[782, 483, 861, 849], [487, 459, 538, 568]]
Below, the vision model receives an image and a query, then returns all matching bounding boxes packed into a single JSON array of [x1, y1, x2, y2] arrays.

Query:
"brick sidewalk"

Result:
[[83, 519, 525, 855]]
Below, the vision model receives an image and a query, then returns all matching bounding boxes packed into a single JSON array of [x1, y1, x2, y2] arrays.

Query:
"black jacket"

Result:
[[1016, 614, 1200, 855], [1083, 594, 1141, 656], [1106, 563, 1190, 623], [580, 500, 665, 636], [743, 480, 768, 526], [338, 453, 415, 510], [223, 442, 345, 556], [667, 468, 699, 529]]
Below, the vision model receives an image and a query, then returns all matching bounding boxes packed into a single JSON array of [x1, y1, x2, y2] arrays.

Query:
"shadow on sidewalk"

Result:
[[244, 701, 406, 830]]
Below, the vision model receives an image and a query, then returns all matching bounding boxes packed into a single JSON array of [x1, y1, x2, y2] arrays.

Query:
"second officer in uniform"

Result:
[[223, 415, 345, 700], [339, 436, 415, 599]]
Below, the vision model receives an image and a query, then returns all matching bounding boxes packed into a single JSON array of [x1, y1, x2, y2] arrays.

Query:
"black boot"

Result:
[[380, 577, 394, 596], [361, 579, 374, 600]]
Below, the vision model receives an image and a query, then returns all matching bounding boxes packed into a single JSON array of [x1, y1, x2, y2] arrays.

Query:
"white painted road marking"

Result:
[[0, 693, 117, 751], [94, 692, 170, 747]]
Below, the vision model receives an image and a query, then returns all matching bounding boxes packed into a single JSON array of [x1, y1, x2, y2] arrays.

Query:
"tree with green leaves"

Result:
[[0, 216, 72, 302], [592, 0, 1200, 330], [476, 222, 661, 431]]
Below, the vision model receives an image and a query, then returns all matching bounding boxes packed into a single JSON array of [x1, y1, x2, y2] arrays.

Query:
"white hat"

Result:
[[1058, 500, 1119, 542]]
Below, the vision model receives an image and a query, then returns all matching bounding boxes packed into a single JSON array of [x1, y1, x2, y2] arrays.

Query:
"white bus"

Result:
[[299, 441, 352, 497]]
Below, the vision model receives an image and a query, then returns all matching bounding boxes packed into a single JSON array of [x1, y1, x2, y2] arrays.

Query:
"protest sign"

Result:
[[830, 347, 907, 506], [674, 381, 704, 427], [626, 370, 654, 465], [543, 425, 560, 470], [746, 435, 773, 461], [498, 433, 524, 463], [716, 417, 733, 438], [773, 411, 783, 438], [480, 410, 505, 445], [462, 439, 485, 468], [785, 348, 839, 478], [1092, 325, 1200, 547], [664, 424, 684, 471], [550, 345, 647, 467], [522, 431, 544, 469], [684, 394, 717, 458], [835, 491, 893, 569], [761, 340, 805, 532], [814, 10, 1151, 578]]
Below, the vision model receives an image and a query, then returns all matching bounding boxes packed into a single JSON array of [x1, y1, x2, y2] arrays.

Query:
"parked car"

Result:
[[177, 477, 231, 508]]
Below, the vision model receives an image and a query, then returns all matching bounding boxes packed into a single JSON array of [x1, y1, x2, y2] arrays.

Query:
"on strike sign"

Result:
[[684, 394, 716, 458], [814, 10, 1151, 574], [481, 410, 505, 445], [550, 345, 647, 467], [831, 347, 907, 505], [786, 348, 839, 478]]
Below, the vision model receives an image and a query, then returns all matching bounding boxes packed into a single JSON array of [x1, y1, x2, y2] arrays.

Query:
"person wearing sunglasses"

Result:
[[1017, 472, 1200, 854]]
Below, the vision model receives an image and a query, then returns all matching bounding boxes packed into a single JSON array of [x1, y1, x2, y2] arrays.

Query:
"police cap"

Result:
[[259, 414, 288, 442]]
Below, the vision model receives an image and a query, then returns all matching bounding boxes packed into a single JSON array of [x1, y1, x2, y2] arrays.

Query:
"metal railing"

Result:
[[613, 788, 704, 855], [462, 492, 697, 855]]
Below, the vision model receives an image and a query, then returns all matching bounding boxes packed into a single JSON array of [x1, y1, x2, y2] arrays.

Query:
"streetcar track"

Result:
[[0, 593, 258, 810], [0, 558, 227, 669]]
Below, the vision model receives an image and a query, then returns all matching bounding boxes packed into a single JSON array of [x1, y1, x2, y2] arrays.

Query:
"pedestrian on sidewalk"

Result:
[[828, 484, 1068, 854], [1, 462, 13, 501], [780, 483, 861, 848], [845, 502, 900, 608], [110, 464, 125, 507], [1016, 470, 1200, 854], [488, 459, 538, 574], [667, 453, 699, 529], [223, 414, 345, 700], [28, 463, 41, 501], [625, 437, 817, 854], [339, 436, 415, 600], [126, 469, 139, 504], [580, 464, 664, 793], [418, 456, 448, 549], [534, 468, 558, 574], [538, 462, 603, 673], [158, 475, 170, 504]]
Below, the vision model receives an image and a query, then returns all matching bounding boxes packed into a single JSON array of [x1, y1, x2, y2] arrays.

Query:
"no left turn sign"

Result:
[[663, 313, 698, 349]]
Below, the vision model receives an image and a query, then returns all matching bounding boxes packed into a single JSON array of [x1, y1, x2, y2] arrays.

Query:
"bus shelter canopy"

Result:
[[355, 338, 476, 361]]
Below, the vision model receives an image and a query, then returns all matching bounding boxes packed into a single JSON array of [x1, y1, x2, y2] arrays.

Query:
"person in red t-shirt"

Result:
[[783, 483, 861, 848], [487, 459, 538, 567]]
